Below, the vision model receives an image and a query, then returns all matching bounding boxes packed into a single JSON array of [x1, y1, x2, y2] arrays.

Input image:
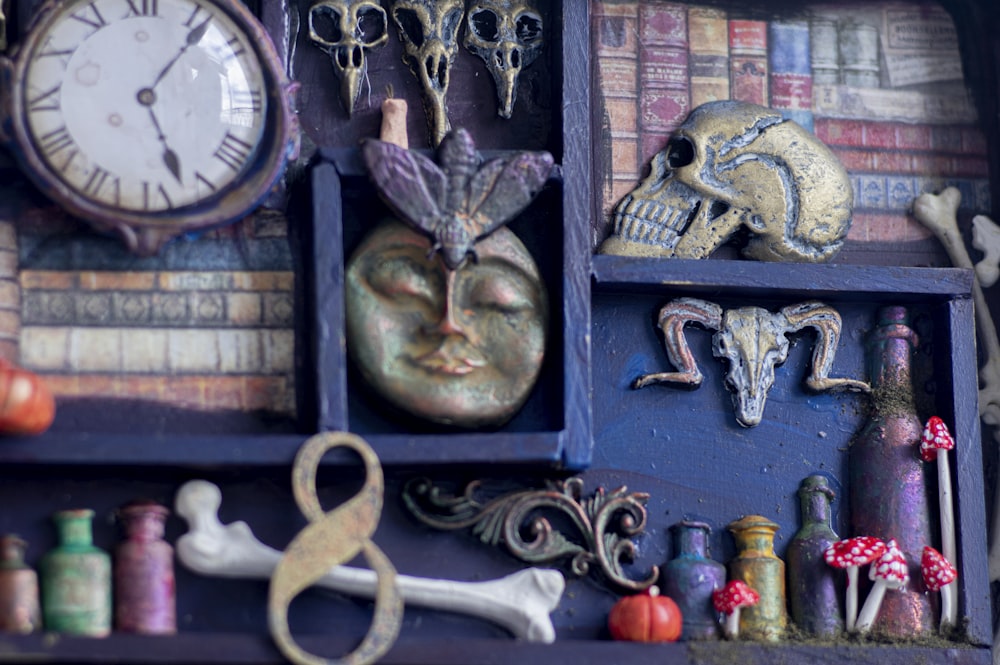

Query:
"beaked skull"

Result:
[[600, 100, 854, 262], [391, 0, 464, 146], [463, 0, 543, 119], [308, 0, 388, 116]]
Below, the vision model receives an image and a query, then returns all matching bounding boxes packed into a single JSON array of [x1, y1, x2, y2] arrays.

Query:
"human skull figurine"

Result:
[[463, 0, 544, 119], [308, 0, 389, 116], [600, 100, 853, 262], [390, 0, 464, 146]]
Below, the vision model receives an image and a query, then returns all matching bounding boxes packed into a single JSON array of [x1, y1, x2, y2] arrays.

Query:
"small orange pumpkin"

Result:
[[607, 586, 683, 642], [0, 358, 55, 436]]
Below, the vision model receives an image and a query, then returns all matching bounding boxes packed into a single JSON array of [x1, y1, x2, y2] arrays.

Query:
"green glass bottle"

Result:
[[40, 509, 111, 636]]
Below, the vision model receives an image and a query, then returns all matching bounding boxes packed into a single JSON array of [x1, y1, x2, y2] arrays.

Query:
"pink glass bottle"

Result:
[[114, 500, 176, 634]]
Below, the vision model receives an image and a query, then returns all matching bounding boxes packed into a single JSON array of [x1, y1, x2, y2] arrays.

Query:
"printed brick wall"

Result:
[[16, 211, 296, 417]]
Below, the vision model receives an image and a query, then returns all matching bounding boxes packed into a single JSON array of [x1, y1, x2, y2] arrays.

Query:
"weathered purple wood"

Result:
[[943, 297, 991, 645], [0, 633, 990, 664], [593, 255, 975, 300], [559, 0, 594, 468]]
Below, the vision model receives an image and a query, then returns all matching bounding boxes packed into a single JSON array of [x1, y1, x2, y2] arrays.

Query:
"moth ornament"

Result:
[[361, 127, 554, 271]]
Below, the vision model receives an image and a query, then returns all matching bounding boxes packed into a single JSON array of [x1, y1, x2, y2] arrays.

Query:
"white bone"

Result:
[[174, 480, 564, 643], [972, 214, 1000, 288]]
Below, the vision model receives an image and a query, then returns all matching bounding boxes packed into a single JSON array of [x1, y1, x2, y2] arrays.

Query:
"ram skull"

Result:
[[634, 298, 870, 427]]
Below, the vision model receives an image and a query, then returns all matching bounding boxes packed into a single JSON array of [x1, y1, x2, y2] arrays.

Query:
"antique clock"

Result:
[[0, 0, 298, 254]]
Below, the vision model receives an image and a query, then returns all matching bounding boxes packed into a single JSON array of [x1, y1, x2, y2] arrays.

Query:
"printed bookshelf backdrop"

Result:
[[592, 0, 990, 265]]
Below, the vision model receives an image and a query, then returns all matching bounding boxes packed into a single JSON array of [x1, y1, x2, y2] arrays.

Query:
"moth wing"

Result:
[[361, 139, 447, 233], [466, 151, 555, 238]]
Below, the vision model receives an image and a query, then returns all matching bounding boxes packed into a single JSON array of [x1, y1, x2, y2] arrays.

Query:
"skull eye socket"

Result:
[[442, 7, 463, 42], [516, 13, 542, 43], [470, 9, 500, 42], [310, 6, 344, 44], [708, 200, 730, 220], [666, 137, 694, 168], [357, 6, 387, 45], [393, 8, 424, 48]]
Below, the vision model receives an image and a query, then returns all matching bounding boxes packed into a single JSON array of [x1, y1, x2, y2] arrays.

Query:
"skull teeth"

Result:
[[613, 198, 700, 251]]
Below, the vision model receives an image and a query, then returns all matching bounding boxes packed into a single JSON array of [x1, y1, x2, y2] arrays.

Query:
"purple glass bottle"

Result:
[[660, 520, 725, 640], [114, 500, 176, 634], [849, 306, 934, 636], [786, 474, 842, 637]]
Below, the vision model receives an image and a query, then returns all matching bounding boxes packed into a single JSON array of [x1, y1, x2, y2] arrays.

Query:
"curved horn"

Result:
[[634, 298, 723, 389], [780, 301, 870, 393]]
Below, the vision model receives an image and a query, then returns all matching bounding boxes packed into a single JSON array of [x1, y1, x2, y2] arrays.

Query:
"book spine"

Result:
[[838, 19, 881, 88], [812, 83, 978, 124], [638, 2, 689, 162], [809, 15, 840, 85], [728, 19, 768, 105], [593, 0, 641, 219], [687, 6, 729, 108], [768, 20, 813, 131]]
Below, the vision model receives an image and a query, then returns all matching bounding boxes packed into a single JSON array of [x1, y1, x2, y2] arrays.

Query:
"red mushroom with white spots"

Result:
[[921, 417, 957, 571], [855, 538, 909, 633], [824, 536, 886, 631], [921, 546, 958, 630], [712, 580, 759, 639]]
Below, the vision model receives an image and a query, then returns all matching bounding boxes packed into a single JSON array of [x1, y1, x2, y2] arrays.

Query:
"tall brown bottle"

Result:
[[0, 535, 40, 633], [849, 305, 935, 636]]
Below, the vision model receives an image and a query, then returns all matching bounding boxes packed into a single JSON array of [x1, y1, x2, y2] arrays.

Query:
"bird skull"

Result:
[[308, 0, 389, 116], [463, 0, 544, 119], [391, 0, 464, 146], [600, 100, 853, 262]]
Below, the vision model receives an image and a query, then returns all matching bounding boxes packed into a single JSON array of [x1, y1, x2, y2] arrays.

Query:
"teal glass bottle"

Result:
[[40, 509, 111, 636]]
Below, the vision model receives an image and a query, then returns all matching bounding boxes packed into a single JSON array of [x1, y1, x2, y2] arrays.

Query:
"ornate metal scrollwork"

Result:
[[402, 476, 658, 593]]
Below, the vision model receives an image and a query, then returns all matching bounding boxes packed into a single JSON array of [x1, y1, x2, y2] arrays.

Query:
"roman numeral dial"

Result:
[[20, 0, 269, 215]]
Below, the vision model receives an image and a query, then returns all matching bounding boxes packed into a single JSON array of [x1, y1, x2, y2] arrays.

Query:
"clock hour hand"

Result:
[[151, 17, 212, 88], [137, 88, 182, 184]]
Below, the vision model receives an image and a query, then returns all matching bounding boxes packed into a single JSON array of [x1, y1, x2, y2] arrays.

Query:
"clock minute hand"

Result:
[[151, 17, 212, 88]]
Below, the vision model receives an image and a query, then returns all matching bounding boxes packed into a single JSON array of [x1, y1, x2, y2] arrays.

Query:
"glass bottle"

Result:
[[786, 474, 842, 637], [660, 520, 725, 640], [40, 509, 111, 636], [849, 306, 934, 636], [115, 500, 176, 634], [0, 535, 40, 633], [727, 514, 786, 641]]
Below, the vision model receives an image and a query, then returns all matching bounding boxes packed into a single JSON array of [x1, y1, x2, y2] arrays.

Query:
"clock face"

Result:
[[21, 0, 269, 213]]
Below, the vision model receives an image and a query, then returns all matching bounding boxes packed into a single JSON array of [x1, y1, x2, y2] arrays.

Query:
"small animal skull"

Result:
[[464, 0, 544, 119], [308, 0, 389, 116], [391, 0, 465, 146], [600, 100, 854, 263]]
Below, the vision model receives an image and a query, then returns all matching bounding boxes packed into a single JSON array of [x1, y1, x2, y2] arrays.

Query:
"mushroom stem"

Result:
[[845, 566, 859, 632], [941, 582, 956, 630], [854, 581, 887, 633], [937, 449, 957, 572], [723, 608, 741, 639]]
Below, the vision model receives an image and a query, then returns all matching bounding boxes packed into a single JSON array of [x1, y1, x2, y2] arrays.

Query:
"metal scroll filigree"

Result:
[[402, 476, 658, 593]]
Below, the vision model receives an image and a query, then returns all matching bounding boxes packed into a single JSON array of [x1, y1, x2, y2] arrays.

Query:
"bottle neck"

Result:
[[728, 516, 779, 557], [0, 535, 27, 568], [800, 488, 833, 527], [867, 307, 918, 413], [54, 510, 95, 547], [673, 522, 711, 558]]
